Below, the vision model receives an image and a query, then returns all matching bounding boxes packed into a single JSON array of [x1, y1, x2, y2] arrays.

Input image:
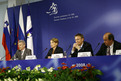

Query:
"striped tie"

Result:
[[107, 47, 110, 55]]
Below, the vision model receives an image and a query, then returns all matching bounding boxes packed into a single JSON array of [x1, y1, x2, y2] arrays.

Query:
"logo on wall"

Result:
[[46, 2, 58, 15]]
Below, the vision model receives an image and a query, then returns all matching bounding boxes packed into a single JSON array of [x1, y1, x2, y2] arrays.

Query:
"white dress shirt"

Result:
[[107, 42, 114, 55], [21, 48, 25, 58], [71, 43, 84, 54]]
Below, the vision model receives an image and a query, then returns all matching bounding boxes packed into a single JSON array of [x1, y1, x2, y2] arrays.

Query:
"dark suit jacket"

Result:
[[45, 46, 64, 59], [71, 41, 93, 57], [12, 48, 32, 60], [96, 40, 121, 56]]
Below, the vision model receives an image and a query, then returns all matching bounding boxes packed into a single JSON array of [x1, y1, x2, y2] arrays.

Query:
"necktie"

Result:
[[21, 51, 24, 59], [107, 47, 110, 55]]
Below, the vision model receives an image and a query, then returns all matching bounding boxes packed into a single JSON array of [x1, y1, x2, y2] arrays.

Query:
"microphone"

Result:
[[66, 44, 72, 52], [64, 44, 72, 57], [1, 55, 6, 60], [93, 43, 100, 53], [41, 48, 48, 54], [1, 53, 13, 61], [40, 48, 48, 59]]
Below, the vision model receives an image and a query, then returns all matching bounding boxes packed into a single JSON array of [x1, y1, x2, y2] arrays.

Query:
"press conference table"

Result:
[[0, 55, 121, 81]]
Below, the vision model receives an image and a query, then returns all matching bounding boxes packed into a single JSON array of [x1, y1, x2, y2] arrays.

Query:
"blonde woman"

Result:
[[45, 38, 63, 59]]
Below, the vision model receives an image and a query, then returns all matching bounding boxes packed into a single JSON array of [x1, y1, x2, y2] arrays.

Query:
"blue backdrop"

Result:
[[8, 0, 121, 59]]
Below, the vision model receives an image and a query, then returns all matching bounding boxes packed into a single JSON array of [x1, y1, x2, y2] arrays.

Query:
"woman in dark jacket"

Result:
[[45, 38, 63, 59]]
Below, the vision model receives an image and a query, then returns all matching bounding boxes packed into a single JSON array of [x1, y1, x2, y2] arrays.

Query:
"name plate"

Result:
[[115, 50, 121, 55], [25, 55, 37, 60], [51, 53, 63, 58], [78, 52, 91, 57]]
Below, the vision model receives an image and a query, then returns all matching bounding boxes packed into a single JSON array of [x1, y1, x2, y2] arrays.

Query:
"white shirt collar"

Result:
[[22, 48, 25, 52], [79, 42, 84, 49], [110, 42, 114, 48], [81, 43, 84, 48], [107, 42, 114, 55]]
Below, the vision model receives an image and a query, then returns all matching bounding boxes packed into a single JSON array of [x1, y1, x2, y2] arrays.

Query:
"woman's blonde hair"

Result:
[[51, 38, 59, 44]]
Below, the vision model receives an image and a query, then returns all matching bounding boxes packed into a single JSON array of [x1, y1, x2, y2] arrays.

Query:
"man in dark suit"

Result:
[[12, 40, 32, 60], [96, 32, 121, 56], [70, 33, 93, 57]]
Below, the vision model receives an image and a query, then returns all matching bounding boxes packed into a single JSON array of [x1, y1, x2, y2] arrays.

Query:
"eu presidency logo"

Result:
[[46, 2, 58, 15]]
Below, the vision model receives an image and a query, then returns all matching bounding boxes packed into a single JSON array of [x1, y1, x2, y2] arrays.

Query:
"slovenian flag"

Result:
[[2, 9, 11, 60], [26, 5, 34, 55], [18, 6, 25, 41]]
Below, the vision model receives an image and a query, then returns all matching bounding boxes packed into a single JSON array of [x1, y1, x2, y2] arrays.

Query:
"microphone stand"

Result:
[[64, 45, 72, 58], [93, 43, 100, 56], [0, 53, 12, 61]]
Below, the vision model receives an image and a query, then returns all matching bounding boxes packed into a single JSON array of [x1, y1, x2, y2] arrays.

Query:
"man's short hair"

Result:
[[51, 38, 59, 44], [75, 33, 84, 38], [108, 33, 114, 41], [18, 40, 26, 45]]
